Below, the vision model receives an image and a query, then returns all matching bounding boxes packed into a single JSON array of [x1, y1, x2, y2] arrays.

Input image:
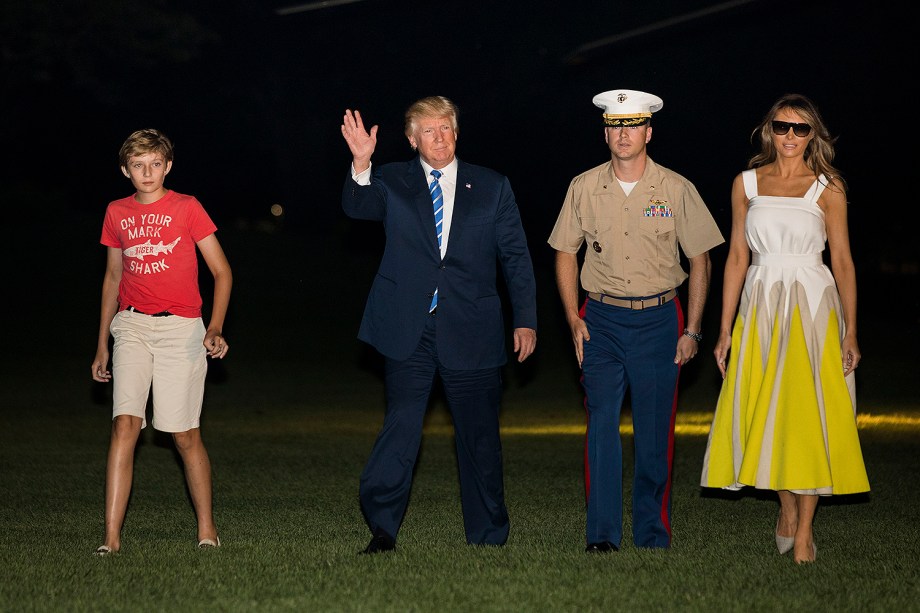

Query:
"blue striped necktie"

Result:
[[429, 169, 443, 312]]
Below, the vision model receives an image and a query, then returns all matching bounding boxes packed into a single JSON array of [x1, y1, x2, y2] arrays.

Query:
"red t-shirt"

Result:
[[101, 190, 218, 318]]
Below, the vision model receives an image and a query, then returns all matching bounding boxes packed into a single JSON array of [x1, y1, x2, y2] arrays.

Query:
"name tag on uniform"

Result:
[[644, 199, 672, 217]]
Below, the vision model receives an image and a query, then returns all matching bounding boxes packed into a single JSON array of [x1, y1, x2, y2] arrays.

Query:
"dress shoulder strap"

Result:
[[806, 173, 829, 202], [741, 169, 758, 200]]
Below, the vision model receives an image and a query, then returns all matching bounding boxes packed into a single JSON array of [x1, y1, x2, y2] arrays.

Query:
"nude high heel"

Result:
[[795, 541, 817, 564], [775, 517, 794, 555]]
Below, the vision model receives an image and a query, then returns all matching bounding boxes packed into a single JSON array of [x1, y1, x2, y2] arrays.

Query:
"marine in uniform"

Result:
[[548, 89, 724, 551]]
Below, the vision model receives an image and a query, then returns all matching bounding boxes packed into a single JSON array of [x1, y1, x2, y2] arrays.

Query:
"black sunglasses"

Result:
[[771, 120, 812, 137]]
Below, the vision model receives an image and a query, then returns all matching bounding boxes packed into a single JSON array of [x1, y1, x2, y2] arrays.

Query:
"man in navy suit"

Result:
[[340, 96, 537, 553]]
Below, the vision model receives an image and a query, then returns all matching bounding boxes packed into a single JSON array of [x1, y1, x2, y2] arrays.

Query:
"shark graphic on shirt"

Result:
[[123, 237, 181, 261]]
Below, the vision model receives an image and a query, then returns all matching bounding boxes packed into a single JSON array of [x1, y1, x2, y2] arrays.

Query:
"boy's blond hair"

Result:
[[119, 129, 175, 168]]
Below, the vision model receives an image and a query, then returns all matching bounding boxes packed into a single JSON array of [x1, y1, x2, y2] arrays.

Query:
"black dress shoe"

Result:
[[585, 541, 618, 553], [361, 532, 396, 554]]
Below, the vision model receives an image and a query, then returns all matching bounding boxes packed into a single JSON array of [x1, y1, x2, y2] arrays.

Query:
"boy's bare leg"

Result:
[[173, 428, 218, 543], [101, 415, 143, 552]]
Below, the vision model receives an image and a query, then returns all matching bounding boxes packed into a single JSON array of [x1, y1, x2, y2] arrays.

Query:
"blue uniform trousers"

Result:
[[359, 314, 509, 545], [581, 296, 682, 548]]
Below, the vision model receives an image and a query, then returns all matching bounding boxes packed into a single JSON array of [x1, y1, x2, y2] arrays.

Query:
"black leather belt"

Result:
[[126, 306, 173, 317], [587, 289, 677, 310]]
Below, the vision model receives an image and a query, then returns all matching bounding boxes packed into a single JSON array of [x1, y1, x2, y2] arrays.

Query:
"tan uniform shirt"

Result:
[[548, 157, 724, 297]]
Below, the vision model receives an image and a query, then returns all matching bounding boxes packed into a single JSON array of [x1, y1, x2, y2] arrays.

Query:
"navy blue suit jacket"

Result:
[[342, 157, 537, 370]]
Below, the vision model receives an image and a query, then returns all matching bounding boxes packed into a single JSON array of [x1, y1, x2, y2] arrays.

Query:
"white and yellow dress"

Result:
[[700, 169, 869, 495]]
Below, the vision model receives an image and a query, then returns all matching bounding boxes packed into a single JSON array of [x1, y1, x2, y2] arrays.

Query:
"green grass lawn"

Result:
[[1, 348, 918, 612]]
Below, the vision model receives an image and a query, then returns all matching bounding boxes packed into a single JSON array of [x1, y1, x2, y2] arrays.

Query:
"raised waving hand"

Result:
[[341, 109, 378, 173]]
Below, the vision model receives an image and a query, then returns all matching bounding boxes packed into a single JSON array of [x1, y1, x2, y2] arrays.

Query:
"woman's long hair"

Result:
[[749, 93, 846, 192]]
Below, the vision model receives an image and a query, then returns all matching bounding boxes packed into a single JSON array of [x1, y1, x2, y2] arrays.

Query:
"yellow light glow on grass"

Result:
[[419, 411, 920, 437]]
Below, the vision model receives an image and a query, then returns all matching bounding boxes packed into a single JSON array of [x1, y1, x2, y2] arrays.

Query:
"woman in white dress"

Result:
[[700, 94, 869, 564]]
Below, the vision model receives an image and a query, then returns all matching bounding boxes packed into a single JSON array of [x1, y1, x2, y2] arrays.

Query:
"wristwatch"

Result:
[[683, 329, 703, 342]]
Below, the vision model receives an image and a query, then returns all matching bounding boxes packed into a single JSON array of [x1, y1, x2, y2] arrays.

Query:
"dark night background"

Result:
[[2, 1, 917, 399]]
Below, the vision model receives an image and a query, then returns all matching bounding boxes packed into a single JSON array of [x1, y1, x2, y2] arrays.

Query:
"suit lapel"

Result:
[[446, 159, 473, 255], [405, 158, 441, 255]]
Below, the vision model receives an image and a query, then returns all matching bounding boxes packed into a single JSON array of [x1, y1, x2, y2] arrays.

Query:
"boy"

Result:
[[90, 128, 232, 555]]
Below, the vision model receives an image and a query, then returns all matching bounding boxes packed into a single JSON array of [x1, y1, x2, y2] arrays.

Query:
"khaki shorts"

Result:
[[110, 310, 207, 432]]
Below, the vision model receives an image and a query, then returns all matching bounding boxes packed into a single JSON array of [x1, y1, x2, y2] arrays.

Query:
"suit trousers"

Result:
[[359, 314, 509, 545], [581, 297, 682, 548]]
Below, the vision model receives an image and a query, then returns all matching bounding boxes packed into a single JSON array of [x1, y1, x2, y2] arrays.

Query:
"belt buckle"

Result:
[[630, 298, 644, 310]]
